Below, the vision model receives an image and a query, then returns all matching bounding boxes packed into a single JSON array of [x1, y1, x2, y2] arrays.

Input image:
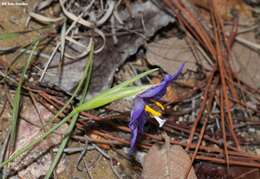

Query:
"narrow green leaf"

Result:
[[60, 22, 66, 60], [0, 26, 51, 41], [74, 85, 152, 113], [58, 21, 67, 84], [0, 32, 19, 41], [0, 67, 155, 168], [44, 43, 94, 179], [10, 40, 39, 151], [0, 44, 93, 168], [98, 68, 157, 97], [0, 85, 151, 167], [0, 111, 75, 168]]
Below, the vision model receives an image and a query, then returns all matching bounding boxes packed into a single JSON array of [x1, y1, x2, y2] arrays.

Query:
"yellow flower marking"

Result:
[[153, 101, 165, 110], [144, 101, 166, 127], [144, 105, 161, 117]]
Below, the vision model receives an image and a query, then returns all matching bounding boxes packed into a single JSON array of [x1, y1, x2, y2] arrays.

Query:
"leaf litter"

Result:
[[0, 0, 260, 178], [40, 1, 175, 96]]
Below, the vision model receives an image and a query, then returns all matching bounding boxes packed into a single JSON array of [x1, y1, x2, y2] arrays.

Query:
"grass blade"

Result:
[[0, 112, 75, 167], [44, 42, 94, 179], [58, 21, 66, 84], [74, 85, 152, 112], [98, 68, 158, 97], [60, 22, 66, 61], [10, 41, 39, 152], [0, 69, 155, 168], [0, 32, 19, 41]]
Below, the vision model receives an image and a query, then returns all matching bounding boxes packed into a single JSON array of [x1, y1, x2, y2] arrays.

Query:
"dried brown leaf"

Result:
[[190, 0, 252, 20], [230, 32, 260, 89], [143, 143, 197, 179], [146, 37, 206, 74]]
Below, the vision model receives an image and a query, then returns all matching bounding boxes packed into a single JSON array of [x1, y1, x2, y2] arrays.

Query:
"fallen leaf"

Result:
[[190, 0, 252, 20], [230, 32, 260, 89], [143, 142, 197, 179], [146, 36, 207, 74]]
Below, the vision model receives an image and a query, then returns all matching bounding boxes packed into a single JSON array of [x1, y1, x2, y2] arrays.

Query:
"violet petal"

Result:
[[130, 127, 138, 153], [139, 64, 184, 99]]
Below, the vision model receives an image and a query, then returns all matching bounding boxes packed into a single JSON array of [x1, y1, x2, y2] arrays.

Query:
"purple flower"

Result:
[[129, 64, 184, 153]]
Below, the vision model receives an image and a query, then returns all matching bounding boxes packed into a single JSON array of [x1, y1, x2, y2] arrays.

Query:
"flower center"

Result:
[[144, 101, 166, 127]]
